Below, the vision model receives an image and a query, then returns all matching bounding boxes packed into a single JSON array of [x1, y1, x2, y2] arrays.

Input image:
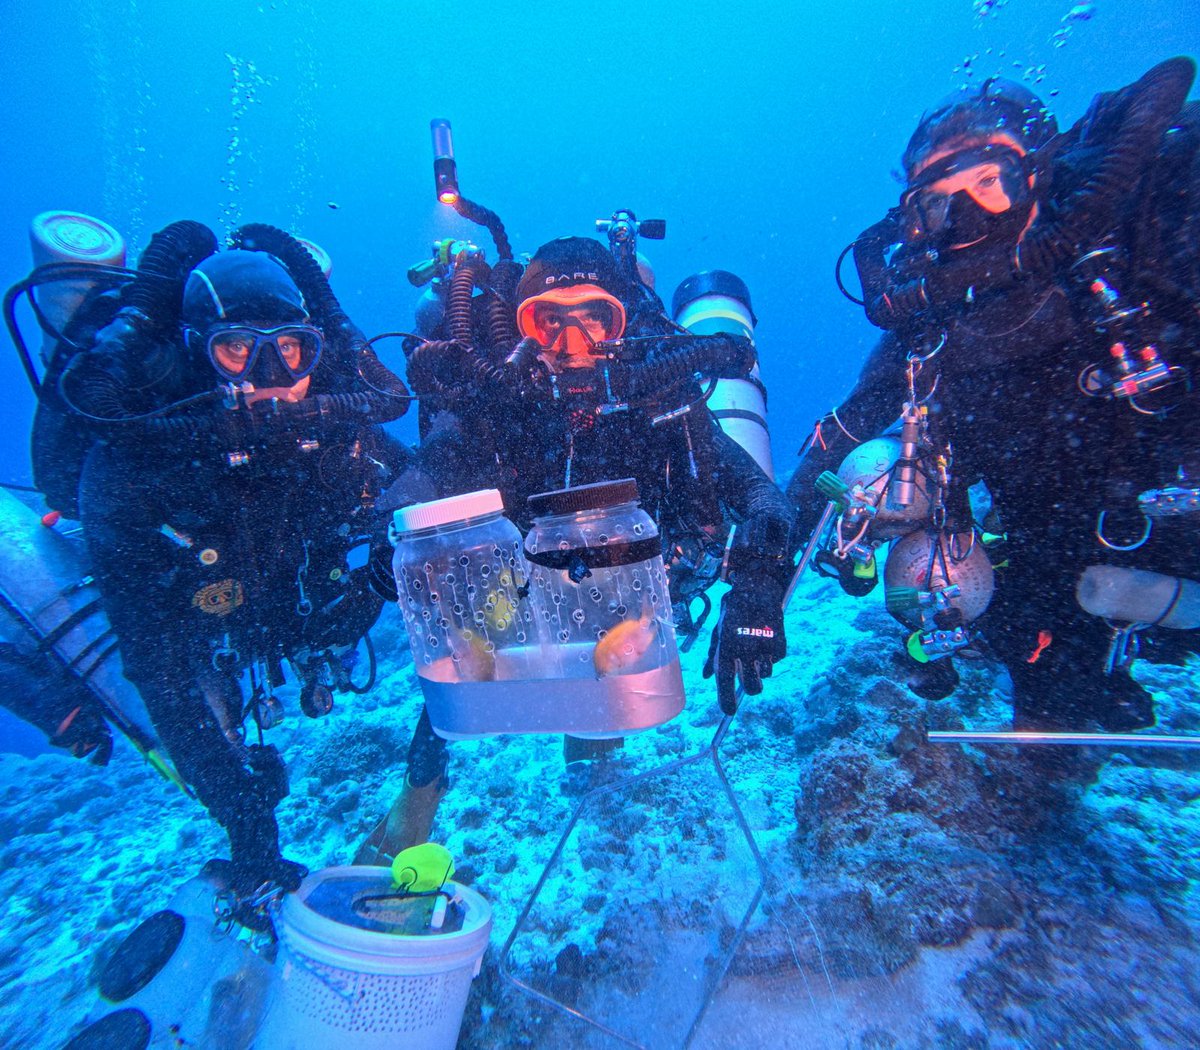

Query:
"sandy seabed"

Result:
[[3, 579, 1199, 1049]]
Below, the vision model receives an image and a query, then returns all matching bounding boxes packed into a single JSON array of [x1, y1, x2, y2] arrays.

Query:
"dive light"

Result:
[[430, 118, 459, 205]]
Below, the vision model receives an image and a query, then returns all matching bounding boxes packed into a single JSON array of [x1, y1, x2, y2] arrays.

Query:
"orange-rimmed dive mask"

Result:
[[516, 284, 627, 368]]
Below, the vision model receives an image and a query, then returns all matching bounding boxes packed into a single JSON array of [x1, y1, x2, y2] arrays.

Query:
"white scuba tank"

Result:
[[67, 870, 274, 1049], [297, 238, 333, 278], [1077, 565, 1200, 629], [671, 270, 775, 480], [29, 211, 126, 365]]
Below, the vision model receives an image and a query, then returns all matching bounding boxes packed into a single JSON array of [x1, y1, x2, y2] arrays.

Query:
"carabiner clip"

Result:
[[1095, 510, 1152, 552]]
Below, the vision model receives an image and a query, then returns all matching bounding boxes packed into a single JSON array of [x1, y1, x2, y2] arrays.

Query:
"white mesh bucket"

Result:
[[257, 866, 492, 1050]]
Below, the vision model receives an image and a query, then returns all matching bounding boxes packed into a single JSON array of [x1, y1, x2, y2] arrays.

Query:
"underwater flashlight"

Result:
[[430, 118, 459, 205]]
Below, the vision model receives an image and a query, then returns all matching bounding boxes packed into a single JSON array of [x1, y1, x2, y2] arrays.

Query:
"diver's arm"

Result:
[[709, 423, 795, 567], [377, 408, 490, 513], [785, 332, 912, 536], [698, 420, 793, 714]]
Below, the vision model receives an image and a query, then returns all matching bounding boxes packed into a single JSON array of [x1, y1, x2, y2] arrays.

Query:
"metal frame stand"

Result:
[[499, 713, 769, 1049], [928, 730, 1200, 749]]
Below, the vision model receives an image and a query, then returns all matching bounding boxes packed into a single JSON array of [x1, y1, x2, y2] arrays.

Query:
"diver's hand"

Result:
[[703, 570, 787, 715], [207, 856, 309, 933], [51, 702, 114, 765], [814, 548, 879, 597]]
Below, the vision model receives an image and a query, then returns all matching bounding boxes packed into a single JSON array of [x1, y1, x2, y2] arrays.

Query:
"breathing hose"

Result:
[[66, 220, 220, 415], [451, 196, 514, 262], [404, 332, 756, 407], [232, 223, 410, 404], [445, 258, 484, 347]]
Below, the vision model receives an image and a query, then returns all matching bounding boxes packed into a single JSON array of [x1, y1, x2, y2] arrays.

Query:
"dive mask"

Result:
[[199, 324, 324, 383], [516, 285, 627, 364], [901, 144, 1033, 246]]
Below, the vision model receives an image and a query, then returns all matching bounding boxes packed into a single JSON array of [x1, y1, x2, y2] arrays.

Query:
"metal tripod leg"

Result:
[[499, 711, 769, 1049]]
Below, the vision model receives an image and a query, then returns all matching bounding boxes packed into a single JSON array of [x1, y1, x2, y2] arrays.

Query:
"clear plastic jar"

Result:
[[392, 490, 535, 684], [524, 479, 678, 678]]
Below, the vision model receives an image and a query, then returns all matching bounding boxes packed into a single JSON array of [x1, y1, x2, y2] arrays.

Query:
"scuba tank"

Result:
[[884, 529, 995, 662], [0, 485, 180, 781], [671, 270, 774, 479], [830, 434, 934, 542], [67, 867, 274, 1049], [28, 211, 126, 366], [794, 402, 940, 598], [25, 215, 220, 517], [1077, 565, 1200, 631]]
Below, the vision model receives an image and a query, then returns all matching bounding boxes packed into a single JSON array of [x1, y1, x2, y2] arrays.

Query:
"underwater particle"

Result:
[[221, 54, 278, 236], [1050, 0, 1095, 48], [327, 201, 340, 210], [972, 0, 1008, 20]]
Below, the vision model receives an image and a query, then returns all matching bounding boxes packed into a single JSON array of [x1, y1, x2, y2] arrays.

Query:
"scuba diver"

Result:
[[356, 232, 796, 863], [788, 56, 1199, 731], [13, 219, 408, 925]]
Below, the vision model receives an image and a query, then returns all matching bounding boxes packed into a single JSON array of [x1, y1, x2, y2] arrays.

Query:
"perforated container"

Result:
[[392, 489, 537, 687], [257, 866, 492, 1050], [524, 478, 678, 679]]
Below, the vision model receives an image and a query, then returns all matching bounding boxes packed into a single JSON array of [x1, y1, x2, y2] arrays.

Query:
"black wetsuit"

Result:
[[387, 387, 796, 785], [788, 61, 1200, 729], [79, 413, 401, 882]]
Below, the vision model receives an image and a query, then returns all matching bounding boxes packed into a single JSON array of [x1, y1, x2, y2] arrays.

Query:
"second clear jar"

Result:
[[524, 479, 678, 678]]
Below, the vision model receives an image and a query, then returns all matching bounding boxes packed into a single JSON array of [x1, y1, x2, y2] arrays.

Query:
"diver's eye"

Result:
[[276, 336, 304, 364], [216, 337, 253, 358], [534, 304, 565, 331], [579, 306, 610, 328], [978, 174, 1000, 189]]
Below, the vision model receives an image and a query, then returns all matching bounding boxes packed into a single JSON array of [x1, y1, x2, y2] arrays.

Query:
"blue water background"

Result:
[[1, 7, 1200, 1045], [1, 0, 1195, 488]]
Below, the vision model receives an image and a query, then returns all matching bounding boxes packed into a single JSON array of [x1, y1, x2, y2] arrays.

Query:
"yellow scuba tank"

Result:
[[671, 270, 775, 480]]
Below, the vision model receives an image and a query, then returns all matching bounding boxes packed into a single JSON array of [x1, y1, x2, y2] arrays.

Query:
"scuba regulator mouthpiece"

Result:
[[596, 210, 666, 286], [430, 119, 459, 206]]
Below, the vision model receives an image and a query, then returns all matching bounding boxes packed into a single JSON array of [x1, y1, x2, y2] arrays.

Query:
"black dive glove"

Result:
[[814, 548, 879, 598], [51, 701, 114, 765], [704, 567, 788, 715]]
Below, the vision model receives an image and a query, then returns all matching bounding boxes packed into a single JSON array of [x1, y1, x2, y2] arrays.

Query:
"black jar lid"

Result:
[[527, 479, 640, 518]]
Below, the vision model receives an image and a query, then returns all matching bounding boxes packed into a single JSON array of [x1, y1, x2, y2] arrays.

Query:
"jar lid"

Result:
[[393, 489, 505, 533], [527, 478, 640, 518]]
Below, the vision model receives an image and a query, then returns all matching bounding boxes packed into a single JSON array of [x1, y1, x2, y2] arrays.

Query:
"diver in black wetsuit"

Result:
[[788, 57, 1199, 731], [357, 236, 795, 862], [56, 224, 407, 917]]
